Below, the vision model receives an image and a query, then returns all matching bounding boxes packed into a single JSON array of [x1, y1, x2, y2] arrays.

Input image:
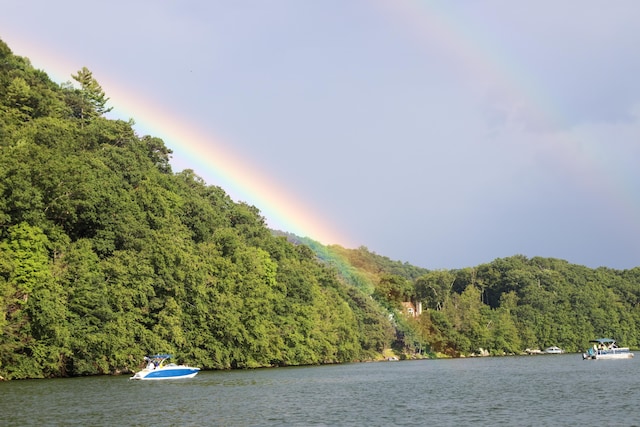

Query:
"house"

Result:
[[401, 301, 422, 318]]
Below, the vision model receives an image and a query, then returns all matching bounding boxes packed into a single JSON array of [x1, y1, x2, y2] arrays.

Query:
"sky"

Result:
[[2, 1, 640, 270]]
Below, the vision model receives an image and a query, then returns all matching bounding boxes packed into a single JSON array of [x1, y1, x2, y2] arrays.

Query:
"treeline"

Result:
[[0, 40, 394, 379], [332, 246, 640, 357]]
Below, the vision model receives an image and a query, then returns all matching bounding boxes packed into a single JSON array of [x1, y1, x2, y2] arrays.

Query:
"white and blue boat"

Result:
[[582, 338, 634, 360], [130, 354, 200, 380]]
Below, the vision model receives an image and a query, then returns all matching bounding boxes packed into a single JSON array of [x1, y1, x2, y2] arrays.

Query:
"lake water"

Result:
[[1, 354, 639, 426]]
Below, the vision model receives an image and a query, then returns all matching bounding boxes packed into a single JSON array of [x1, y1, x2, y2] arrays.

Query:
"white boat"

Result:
[[582, 338, 634, 360], [544, 346, 564, 354], [130, 354, 200, 380]]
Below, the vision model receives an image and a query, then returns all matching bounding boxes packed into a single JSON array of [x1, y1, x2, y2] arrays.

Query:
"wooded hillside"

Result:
[[0, 40, 394, 379], [359, 252, 640, 357]]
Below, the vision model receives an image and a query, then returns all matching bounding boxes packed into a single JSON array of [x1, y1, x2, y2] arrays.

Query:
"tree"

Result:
[[71, 67, 112, 119], [0, 223, 69, 378], [5, 77, 34, 121], [415, 270, 455, 310], [373, 273, 413, 309]]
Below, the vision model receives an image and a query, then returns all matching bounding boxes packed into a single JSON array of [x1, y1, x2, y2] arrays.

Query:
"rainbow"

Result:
[[3, 37, 353, 248], [4, 0, 639, 254], [99, 88, 353, 246], [380, 0, 640, 237]]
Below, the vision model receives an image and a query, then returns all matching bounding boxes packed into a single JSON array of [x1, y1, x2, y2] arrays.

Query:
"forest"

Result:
[[1, 38, 639, 380]]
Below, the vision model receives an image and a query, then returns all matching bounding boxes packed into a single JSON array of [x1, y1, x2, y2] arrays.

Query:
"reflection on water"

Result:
[[1, 355, 639, 426]]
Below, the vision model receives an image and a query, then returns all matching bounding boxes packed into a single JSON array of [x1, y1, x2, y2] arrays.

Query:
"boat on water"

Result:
[[544, 346, 564, 354], [130, 354, 200, 380], [582, 338, 634, 360]]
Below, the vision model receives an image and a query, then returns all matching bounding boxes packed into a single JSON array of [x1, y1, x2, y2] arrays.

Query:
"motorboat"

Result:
[[582, 338, 634, 360], [130, 354, 200, 380], [544, 346, 564, 354]]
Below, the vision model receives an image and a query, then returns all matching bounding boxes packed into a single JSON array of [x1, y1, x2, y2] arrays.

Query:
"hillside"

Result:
[[405, 255, 640, 356], [282, 232, 640, 358], [0, 40, 395, 379]]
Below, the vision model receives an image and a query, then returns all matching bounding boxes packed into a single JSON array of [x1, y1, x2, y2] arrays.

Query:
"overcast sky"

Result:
[[2, 1, 639, 270]]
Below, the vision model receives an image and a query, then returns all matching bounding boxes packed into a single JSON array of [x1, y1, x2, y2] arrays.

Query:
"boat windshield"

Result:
[[144, 354, 173, 368], [147, 354, 172, 360]]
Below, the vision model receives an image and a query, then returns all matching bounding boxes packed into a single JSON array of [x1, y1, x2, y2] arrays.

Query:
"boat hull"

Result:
[[582, 349, 634, 360], [130, 366, 200, 380]]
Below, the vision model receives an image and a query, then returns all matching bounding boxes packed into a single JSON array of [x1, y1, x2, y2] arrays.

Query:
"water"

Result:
[[1, 354, 639, 426]]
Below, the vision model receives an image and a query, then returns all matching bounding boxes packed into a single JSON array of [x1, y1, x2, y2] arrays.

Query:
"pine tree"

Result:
[[71, 67, 113, 118]]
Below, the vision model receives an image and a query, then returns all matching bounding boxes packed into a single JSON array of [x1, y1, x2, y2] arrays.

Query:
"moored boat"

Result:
[[544, 346, 564, 354], [130, 354, 200, 380], [582, 338, 634, 360]]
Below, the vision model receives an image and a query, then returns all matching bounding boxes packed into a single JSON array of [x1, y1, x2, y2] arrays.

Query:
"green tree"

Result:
[[5, 77, 34, 121], [0, 223, 69, 378], [373, 273, 413, 309], [71, 67, 112, 119], [415, 270, 455, 310]]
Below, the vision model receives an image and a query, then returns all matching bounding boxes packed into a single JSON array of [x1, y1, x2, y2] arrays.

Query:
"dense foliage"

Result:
[[1, 39, 639, 380], [331, 248, 640, 357], [0, 40, 394, 379]]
